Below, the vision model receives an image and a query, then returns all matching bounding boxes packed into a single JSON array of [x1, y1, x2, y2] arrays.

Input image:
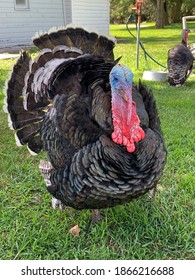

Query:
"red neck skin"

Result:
[[111, 86, 145, 152], [182, 30, 189, 45]]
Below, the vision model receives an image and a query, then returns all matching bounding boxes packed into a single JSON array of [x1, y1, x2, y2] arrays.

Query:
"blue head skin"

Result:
[[109, 64, 134, 101], [109, 64, 134, 127]]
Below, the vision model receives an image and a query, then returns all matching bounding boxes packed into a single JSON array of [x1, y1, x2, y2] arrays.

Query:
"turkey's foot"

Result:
[[52, 197, 66, 211], [92, 209, 102, 223], [148, 186, 157, 201], [86, 209, 102, 232], [87, 209, 102, 231]]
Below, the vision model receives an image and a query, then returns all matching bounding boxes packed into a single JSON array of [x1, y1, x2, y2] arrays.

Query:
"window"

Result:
[[14, 0, 30, 10]]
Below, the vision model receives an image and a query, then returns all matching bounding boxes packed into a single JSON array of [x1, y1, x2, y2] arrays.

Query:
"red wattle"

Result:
[[112, 101, 145, 152]]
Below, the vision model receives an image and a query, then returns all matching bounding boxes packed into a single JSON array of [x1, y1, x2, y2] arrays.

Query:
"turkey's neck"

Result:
[[111, 89, 132, 134], [111, 86, 145, 152], [182, 31, 188, 46]]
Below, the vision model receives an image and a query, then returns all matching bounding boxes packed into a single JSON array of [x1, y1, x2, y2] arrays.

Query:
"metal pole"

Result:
[[135, 0, 143, 69], [136, 13, 141, 69]]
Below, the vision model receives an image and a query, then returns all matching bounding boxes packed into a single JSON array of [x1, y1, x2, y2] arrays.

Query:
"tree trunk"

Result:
[[169, 0, 182, 23], [156, 0, 169, 28]]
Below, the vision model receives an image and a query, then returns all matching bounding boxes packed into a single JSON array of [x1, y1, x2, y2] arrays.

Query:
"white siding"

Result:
[[0, 0, 110, 49], [64, 0, 72, 24], [71, 0, 110, 35], [0, 0, 65, 49]]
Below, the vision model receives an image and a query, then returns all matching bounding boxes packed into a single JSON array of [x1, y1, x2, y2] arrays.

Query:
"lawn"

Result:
[[0, 23, 195, 260]]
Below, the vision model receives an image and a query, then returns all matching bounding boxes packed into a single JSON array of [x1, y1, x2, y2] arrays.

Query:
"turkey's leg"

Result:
[[39, 160, 65, 210], [39, 160, 53, 187], [87, 209, 102, 231], [148, 185, 157, 201], [92, 209, 102, 223]]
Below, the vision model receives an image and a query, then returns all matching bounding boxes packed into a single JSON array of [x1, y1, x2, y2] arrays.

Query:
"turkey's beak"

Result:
[[118, 88, 129, 102]]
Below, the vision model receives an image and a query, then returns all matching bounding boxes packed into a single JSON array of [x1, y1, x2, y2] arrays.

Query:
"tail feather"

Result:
[[8, 105, 44, 130], [23, 46, 83, 106], [64, 28, 99, 54], [28, 136, 43, 154], [33, 32, 54, 50], [33, 26, 116, 60], [4, 51, 31, 125], [4, 51, 47, 154], [95, 35, 115, 60], [30, 49, 53, 72], [16, 121, 42, 145], [28, 57, 68, 103], [49, 28, 76, 47], [53, 45, 83, 59], [24, 92, 48, 111]]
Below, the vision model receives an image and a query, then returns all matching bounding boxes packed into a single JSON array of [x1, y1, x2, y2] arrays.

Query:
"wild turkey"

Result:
[[167, 28, 194, 86], [4, 26, 167, 223]]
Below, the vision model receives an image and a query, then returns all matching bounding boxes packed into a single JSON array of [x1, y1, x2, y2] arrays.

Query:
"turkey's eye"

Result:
[[114, 77, 119, 82]]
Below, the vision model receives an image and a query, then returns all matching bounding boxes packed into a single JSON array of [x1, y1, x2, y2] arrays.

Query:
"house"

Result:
[[0, 0, 110, 50]]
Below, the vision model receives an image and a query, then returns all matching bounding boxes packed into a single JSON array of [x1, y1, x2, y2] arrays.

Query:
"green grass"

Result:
[[0, 23, 195, 260]]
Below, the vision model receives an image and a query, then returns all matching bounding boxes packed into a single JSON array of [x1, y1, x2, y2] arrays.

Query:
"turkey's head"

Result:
[[182, 29, 189, 46], [109, 65, 145, 152]]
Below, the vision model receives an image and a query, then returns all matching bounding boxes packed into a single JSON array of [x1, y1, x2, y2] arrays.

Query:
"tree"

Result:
[[169, 0, 182, 23], [151, 0, 193, 27], [181, 0, 195, 15], [142, 0, 156, 22], [147, 0, 168, 28], [110, 0, 134, 23], [156, 0, 169, 28], [110, 0, 195, 26]]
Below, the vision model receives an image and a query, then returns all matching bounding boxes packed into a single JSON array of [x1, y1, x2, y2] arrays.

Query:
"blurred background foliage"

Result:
[[110, 0, 195, 27]]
